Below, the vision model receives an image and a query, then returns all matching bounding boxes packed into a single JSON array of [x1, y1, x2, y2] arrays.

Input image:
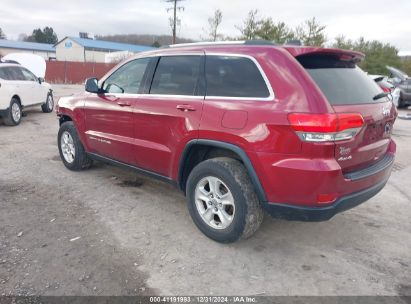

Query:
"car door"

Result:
[[5, 66, 32, 105], [84, 57, 151, 165], [0, 67, 12, 106], [20, 67, 45, 103], [131, 54, 205, 178]]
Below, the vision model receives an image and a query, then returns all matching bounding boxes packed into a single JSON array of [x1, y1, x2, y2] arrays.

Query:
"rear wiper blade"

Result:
[[373, 92, 388, 100]]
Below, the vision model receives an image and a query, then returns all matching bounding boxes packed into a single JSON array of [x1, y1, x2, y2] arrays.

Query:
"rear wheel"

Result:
[[41, 92, 54, 113], [4, 98, 22, 126], [58, 122, 93, 171], [186, 157, 264, 243], [398, 94, 407, 109]]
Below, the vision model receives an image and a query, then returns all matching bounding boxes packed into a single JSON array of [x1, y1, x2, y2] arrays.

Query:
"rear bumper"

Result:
[[263, 177, 388, 221], [252, 139, 396, 219]]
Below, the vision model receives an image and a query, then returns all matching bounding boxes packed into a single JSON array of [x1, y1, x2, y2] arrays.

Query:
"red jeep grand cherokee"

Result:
[[56, 41, 396, 243]]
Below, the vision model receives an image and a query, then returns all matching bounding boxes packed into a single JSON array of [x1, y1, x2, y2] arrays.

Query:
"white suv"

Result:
[[0, 63, 53, 126]]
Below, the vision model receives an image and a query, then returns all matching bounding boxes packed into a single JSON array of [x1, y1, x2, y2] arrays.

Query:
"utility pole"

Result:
[[165, 0, 185, 44]]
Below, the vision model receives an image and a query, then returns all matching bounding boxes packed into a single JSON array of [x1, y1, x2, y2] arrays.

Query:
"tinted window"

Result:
[[20, 68, 38, 81], [5, 67, 25, 81], [150, 56, 201, 96], [0, 67, 10, 80], [205, 56, 270, 98], [103, 58, 150, 94], [298, 55, 384, 105]]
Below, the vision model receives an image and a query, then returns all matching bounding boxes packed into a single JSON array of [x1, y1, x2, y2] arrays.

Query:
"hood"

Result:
[[386, 66, 408, 81], [2, 53, 46, 78]]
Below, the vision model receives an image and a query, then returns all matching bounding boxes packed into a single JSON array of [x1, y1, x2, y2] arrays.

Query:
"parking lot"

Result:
[[0, 84, 410, 296]]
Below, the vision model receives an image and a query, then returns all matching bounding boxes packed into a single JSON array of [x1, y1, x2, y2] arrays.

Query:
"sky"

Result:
[[0, 0, 410, 51]]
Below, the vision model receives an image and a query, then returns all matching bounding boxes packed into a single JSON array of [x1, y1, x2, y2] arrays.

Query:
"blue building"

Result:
[[0, 39, 56, 60], [55, 37, 154, 63]]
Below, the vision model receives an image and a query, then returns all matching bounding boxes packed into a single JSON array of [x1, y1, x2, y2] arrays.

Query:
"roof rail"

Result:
[[169, 41, 244, 48], [168, 40, 277, 48], [244, 40, 277, 46], [0, 59, 20, 65], [284, 39, 303, 46]]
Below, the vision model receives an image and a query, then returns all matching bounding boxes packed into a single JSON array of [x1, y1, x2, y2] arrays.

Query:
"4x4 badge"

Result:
[[384, 123, 392, 135], [340, 146, 351, 156], [382, 105, 390, 117]]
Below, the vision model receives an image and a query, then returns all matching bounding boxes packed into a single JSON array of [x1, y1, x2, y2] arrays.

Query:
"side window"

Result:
[[205, 56, 270, 98], [150, 56, 202, 96], [20, 68, 38, 82], [103, 58, 150, 94], [0, 68, 10, 80], [6, 67, 26, 81]]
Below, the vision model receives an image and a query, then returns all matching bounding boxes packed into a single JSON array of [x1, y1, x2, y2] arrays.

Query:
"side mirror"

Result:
[[38, 77, 44, 84], [85, 77, 100, 93], [105, 83, 124, 94]]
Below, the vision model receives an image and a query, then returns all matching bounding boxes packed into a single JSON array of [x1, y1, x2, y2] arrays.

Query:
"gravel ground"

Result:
[[0, 84, 410, 297]]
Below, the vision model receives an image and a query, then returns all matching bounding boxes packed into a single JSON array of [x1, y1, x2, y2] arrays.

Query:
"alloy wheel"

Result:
[[60, 131, 76, 163], [194, 176, 236, 230]]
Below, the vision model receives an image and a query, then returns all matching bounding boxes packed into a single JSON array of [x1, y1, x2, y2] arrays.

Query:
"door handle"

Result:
[[116, 101, 131, 107], [176, 104, 196, 112]]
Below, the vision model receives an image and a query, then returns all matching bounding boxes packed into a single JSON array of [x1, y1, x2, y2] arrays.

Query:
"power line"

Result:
[[164, 0, 185, 44]]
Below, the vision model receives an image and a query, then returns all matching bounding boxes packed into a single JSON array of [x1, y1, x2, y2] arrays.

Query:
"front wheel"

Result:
[[41, 92, 54, 113], [186, 157, 264, 243], [4, 98, 22, 126], [58, 122, 93, 171]]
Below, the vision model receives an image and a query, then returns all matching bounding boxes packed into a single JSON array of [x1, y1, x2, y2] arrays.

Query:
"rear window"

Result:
[[0, 67, 9, 80], [205, 56, 270, 98], [298, 55, 384, 105], [150, 56, 202, 96], [4, 67, 26, 81]]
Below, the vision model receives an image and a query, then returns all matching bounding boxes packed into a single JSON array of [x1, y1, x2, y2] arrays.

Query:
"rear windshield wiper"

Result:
[[373, 92, 388, 100]]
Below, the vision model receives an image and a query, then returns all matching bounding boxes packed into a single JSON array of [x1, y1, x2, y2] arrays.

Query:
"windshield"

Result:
[[298, 54, 384, 105]]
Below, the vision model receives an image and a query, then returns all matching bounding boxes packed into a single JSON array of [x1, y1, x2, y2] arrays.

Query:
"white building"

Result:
[[55, 37, 154, 63], [399, 51, 411, 60], [0, 40, 55, 60]]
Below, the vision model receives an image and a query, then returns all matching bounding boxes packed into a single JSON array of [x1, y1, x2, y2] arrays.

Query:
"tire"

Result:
[[3, 97, 22, 126], [186, 157, 264, 243], [41, 92, 54, 113], [398, 94, 407, 109], [58, 121, 93, 171]]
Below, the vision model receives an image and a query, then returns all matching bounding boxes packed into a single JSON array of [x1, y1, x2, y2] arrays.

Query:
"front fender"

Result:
[[57, 96, 87, 147]]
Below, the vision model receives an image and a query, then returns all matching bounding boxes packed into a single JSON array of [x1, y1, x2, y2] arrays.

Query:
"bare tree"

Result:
[[164, 0, 185, 44], [0, 28, 6, 39], [203, 9, 223, 41], [236, 10, 260, 40], [295, 17, 326, 47], [18, 33, 28, 41]]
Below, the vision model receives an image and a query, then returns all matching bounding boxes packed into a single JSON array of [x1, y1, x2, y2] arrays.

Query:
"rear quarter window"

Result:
[[0, 67, 10, 80], [298, 55, 384, 105], [4, 67, 26, 81], [205, 56, 270, 98]]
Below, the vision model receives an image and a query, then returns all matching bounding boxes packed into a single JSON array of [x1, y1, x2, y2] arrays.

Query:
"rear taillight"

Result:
[[288, 113, 364, 142], [381, 87, 391, 93]]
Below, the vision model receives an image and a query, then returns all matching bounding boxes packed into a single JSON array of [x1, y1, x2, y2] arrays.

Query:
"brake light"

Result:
[[381, 87, 391, 93], [288, 113, 364, 142]]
